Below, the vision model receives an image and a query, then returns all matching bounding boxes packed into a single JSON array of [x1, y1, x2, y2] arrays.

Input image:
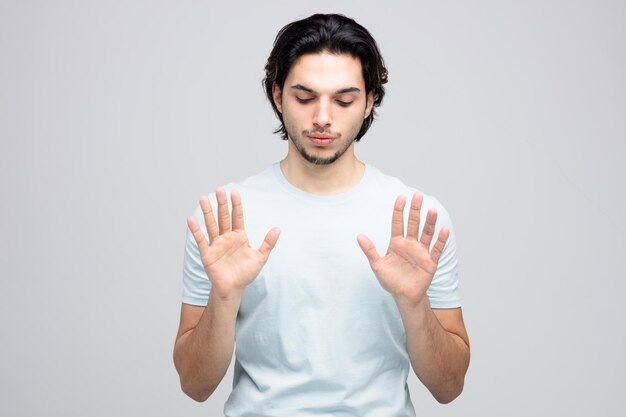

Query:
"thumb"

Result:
[[258, 227, 281, 260], [356, 234, 381, 265]]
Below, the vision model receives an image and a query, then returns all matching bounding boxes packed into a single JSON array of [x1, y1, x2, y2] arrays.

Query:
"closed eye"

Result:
[[295, 97, 354, 107]]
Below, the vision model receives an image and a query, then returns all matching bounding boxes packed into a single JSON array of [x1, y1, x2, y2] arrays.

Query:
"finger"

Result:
[[420, 208, 438, 248], [406, 192, 423, 240], [430, 226, 450, 265], [391, 195, 406, 238], [199, 196, 219, 243], [187, 216, 210, 256], [258, 227, 281, 260], [231, 190, 245, 231], [216, 187, 231, 234], [356, 234, 382, 265]]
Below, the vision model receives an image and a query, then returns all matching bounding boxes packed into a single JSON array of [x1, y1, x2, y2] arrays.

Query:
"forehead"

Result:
[[285, 52, 365, 91]]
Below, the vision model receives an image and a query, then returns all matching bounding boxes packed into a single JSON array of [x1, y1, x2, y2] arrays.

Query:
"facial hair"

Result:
[[284, 124, 362, 166]]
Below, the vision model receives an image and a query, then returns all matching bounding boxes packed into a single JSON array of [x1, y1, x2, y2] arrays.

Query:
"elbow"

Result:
[[175, 358, 214, 402], [173, 349, 215, 403], [432, 380, 464, 404], [180, 381, 213, 403], [431, 348, 470, 404], [186, 390, 211, 403]]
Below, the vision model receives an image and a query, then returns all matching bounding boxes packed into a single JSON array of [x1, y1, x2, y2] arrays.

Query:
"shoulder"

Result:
[[222, 164, 277, 194], [188, 164, 277, 221], [199, 164, 278, 203], [366, 164, 453, 222]]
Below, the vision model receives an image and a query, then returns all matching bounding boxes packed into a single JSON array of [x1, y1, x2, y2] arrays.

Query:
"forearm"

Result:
[[397, 297, 470, 404], [173, 292, 241, 402]]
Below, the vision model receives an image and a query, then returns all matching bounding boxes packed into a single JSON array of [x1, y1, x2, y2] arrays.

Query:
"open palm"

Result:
[[187, 187, 280, 299], [357, 193, 449, 307]]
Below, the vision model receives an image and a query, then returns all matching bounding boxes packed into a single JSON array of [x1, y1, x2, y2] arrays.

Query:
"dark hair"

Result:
[[263, 13, 388, 142]]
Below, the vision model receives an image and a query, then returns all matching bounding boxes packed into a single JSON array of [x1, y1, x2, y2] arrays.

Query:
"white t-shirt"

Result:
[[182, 162, 461, 417]]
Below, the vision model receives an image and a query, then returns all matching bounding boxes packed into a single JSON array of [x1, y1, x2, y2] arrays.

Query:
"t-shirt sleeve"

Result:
[[426, 198, 462, 308], [181, 203, 212, 306]]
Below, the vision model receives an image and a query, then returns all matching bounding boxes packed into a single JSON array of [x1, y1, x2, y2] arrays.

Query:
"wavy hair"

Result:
[[263, 13, 388, 142]]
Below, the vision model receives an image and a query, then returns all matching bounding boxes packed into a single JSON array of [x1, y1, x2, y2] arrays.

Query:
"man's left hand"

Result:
[[357, 193, 449, 308]]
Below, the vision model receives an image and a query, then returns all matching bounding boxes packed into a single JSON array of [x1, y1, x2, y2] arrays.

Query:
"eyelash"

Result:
[[296, 97, 353, 107]]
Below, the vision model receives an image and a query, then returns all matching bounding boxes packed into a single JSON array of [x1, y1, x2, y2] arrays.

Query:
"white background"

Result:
[[1, 1, 624, 415]]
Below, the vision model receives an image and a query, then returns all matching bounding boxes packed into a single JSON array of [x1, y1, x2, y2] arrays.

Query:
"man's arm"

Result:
[[357, 192, 470, 403], [173, 296, 241, 402], [397, 302, 470, 403], [174, 188, 280, 401]]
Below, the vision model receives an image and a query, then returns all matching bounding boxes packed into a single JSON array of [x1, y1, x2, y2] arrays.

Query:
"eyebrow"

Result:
[[290, 84, 361, 94]]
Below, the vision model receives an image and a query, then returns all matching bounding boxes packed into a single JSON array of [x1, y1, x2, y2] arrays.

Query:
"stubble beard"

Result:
[[285, 125, 361, 166]]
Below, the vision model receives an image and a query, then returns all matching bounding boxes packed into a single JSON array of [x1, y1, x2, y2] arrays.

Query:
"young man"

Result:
[[174, 13, 470, 416]]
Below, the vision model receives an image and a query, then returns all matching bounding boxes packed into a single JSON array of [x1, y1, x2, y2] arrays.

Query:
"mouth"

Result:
[[307, 134, 335, 146]]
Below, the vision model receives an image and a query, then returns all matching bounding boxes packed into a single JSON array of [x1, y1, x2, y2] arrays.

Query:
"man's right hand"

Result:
[[187, 187, 281, 301]]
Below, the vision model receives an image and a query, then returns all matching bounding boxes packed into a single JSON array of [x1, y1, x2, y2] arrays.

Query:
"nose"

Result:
[[312, 98, 332, 128]]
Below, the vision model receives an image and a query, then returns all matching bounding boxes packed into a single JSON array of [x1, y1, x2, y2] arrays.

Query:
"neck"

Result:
[[280, 142, 365, 195]]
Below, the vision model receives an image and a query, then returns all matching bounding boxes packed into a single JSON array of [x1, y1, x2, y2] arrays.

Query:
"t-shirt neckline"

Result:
[[271, 161, 372, 204]]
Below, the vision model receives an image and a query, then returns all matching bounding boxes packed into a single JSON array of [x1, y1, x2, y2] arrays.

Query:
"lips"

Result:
[[308, 135, 335, 146], [307, 133, 337, 146]]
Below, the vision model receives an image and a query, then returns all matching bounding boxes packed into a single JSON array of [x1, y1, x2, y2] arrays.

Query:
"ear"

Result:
[[364, 91, 375, 119], [272, 83, 283, 113]]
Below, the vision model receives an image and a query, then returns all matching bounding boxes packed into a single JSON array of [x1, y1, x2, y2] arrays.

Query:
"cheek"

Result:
[[346, 105, 368, 121], [281, 107, 304, 131], [283, 103, 310, 122]]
